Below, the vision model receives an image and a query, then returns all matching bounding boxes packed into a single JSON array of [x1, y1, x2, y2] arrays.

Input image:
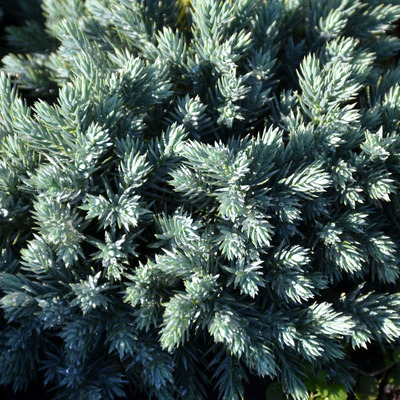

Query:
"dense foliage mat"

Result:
[[2, 0, 400, 399]]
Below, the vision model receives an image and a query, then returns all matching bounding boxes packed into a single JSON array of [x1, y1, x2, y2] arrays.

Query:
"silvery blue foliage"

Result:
[[1, 1, 400, 399]]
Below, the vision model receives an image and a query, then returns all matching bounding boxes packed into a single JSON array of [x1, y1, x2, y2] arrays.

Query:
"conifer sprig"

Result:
[[1, 1, 400, 399]]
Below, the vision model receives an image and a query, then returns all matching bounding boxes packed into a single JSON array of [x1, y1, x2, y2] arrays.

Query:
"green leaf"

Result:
[[315, 369, 328, 388], [393, 347, 400, 363], [387, 365, 400, 387], [265, 382, 286, 400], [355, 376, 379, 400], [326, 383, 347, 400]]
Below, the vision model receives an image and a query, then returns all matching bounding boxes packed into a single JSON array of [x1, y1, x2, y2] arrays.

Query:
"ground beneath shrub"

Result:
[[379, 383, 400, 400]]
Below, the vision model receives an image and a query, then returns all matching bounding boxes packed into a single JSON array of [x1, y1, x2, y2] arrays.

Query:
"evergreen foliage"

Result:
[[1, 1, 400, 399]]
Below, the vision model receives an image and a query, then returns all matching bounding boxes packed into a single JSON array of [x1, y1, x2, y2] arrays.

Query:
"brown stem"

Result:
[[356, 363, 396, 377]]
